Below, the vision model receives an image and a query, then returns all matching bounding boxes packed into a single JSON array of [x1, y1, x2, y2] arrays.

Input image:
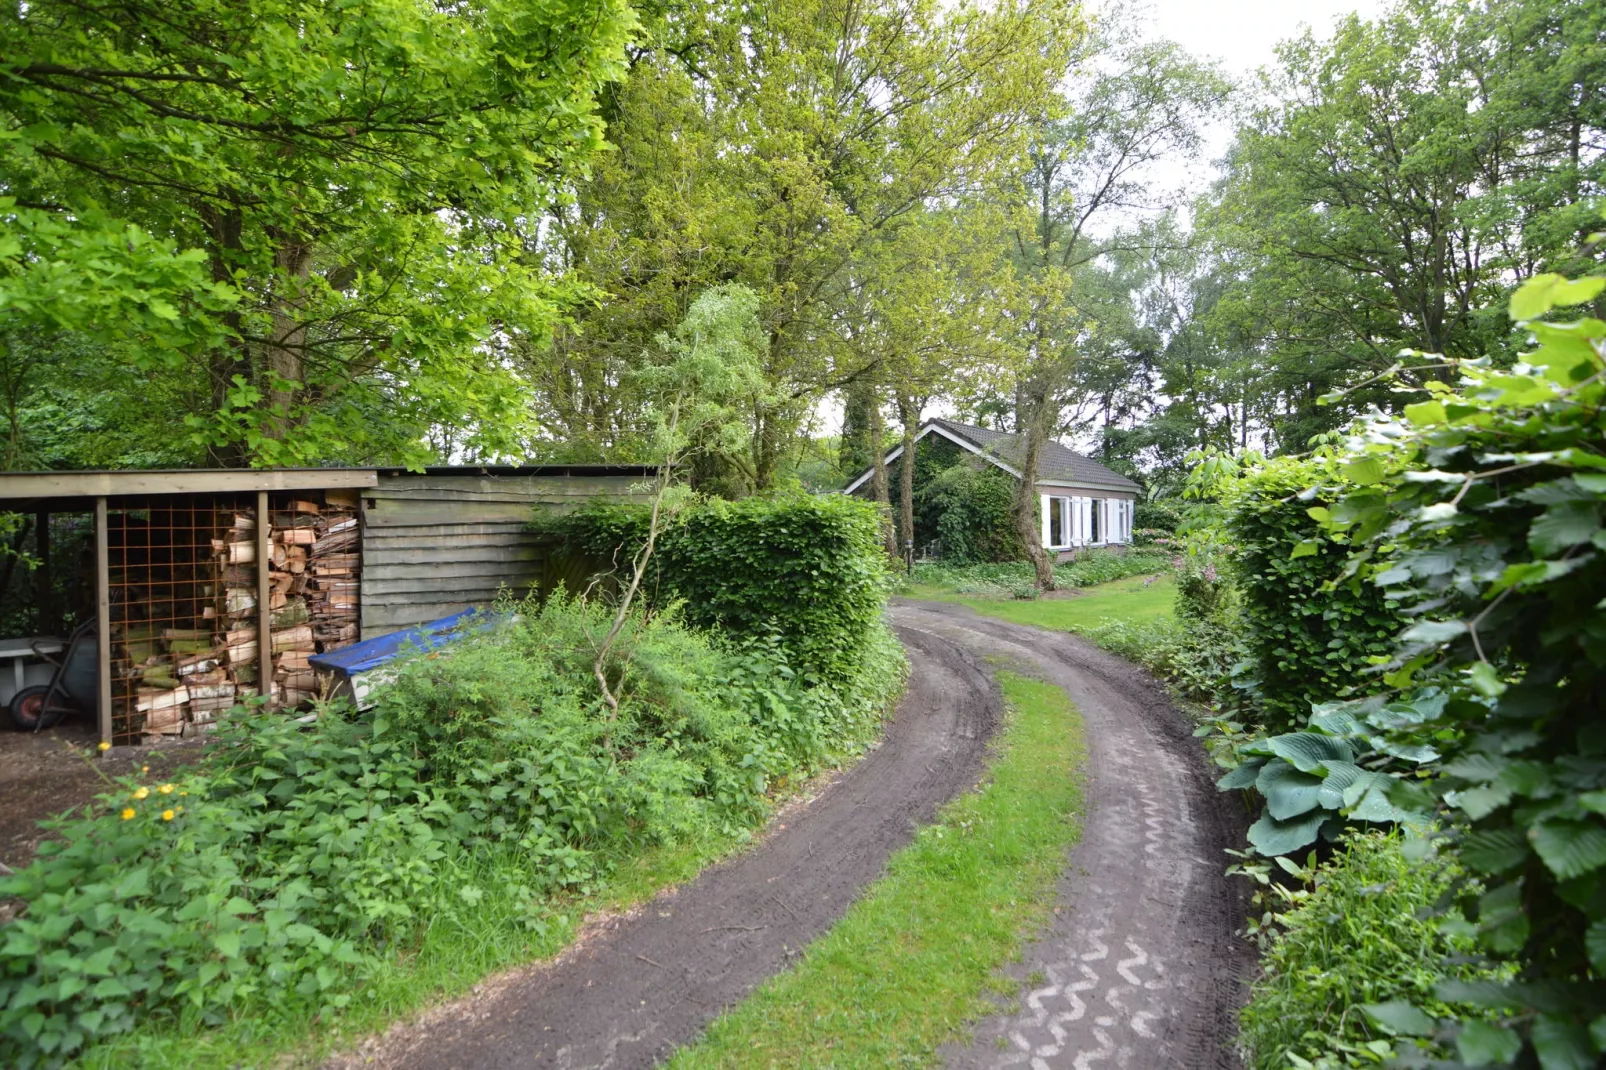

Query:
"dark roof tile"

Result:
[[929, 418, 1141, 491]]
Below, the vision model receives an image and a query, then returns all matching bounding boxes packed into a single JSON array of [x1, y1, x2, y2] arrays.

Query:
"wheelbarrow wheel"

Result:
[[8, 686, 67, 731]]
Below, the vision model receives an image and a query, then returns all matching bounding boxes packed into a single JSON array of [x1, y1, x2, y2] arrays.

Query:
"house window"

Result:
[[1089, 498, 1103, 543], [1048, 496, 1070, 547]]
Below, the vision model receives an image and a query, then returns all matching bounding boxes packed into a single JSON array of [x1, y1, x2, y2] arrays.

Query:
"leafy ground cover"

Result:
[[668, 671, 1085, 1068], [1239, 831, 1509, 1069], [909, 548, 1172, 599], [2, 595, 904, 1068], [907, 572, 1175, 634]]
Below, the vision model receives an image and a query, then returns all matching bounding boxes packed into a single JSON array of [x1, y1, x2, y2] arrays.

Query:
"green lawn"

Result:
[[906, 572, 1175, 633], [669, 671, 1086, 1069]]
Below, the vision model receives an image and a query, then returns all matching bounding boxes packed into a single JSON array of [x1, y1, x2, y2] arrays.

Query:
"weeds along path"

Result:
[[890, 601, 1253, 1070], [329, 625, 999, 1070]]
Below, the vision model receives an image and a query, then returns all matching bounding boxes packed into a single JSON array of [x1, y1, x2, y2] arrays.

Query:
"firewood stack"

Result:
[[261, 500, 361, 707], [126, 496, 363, 741], [128, 508, 258, 740]]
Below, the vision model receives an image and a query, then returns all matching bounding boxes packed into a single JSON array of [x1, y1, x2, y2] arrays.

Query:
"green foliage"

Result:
[[0, 595, 904, 1065], [913, 460, 1023, 564], [1239, 831, 1507, 1070], [0, 0, 637, 465], [1082, 614, 1248, 714], [1212, 696, 1438, 858], [1132, 497, 1187, 543], [1308, 268, 1606, 1064], [1223, 456, 1403, 730], [909, 548, 1172, 599], [551, 494, 892, 684]]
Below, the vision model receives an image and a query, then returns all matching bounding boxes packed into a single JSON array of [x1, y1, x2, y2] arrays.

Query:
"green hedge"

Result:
[[1225, 458, 1401, 730], [548, 493, 891, 683]]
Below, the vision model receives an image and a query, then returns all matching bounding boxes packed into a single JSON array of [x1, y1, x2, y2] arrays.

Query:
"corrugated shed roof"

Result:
[[928, 419, 1141, 492]]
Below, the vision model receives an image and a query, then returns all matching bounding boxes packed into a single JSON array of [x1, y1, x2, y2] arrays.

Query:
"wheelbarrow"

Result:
[[8, 620, 99, 732]]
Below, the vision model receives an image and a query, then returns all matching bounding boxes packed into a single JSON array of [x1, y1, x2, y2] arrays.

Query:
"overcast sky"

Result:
[[1141, 0, 1386, 78]]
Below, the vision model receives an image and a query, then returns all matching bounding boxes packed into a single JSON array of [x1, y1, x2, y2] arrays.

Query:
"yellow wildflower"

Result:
[[120, 808, 135, 821], [158, 784, 174, 795], [161, 810, 175, 822], [132, 787, 149, 800], [97, 741, 111, 752], [179, 790, 189, 797], [140, 765, 148, 774]]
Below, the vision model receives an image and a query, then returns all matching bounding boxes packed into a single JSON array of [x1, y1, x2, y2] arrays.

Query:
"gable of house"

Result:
[[842, 418, 1140, 496]]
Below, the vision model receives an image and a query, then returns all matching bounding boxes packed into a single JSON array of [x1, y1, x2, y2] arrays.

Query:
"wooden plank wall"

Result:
[[360, 473, 649, 636]]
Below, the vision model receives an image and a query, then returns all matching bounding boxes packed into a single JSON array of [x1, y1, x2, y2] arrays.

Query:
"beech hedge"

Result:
[[546, 493, 891, 683]]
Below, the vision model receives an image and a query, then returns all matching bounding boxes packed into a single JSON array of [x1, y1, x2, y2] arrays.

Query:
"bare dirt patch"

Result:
[[0, 719, 202, 873]]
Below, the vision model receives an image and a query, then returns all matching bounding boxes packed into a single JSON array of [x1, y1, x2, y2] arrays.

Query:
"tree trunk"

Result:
[[204, 205, 250, 467], [868, 395, 897, 560], [263, 238, 314, 442], [896, 394, 920, 565], [1013, 389, 1055, 591]]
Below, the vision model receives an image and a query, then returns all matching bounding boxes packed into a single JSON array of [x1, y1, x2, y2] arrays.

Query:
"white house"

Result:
[[843, 418, 1141, 561]]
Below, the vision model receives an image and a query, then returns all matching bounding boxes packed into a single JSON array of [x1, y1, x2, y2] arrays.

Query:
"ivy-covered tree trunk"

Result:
[[896, 393, 920, 564]]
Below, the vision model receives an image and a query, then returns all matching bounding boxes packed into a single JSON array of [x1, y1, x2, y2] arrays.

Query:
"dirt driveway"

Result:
[[333, 604, 1249, 1069], [0, 720, 201, 873], [896, 602, 1252, 1069]]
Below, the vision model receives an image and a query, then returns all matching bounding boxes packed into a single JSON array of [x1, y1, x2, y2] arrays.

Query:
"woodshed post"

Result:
[[257, 490, 272, 709], [94, 496, 111, 751]]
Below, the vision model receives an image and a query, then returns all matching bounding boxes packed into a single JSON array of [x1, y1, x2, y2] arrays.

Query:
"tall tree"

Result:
[[1201, 0, 1605, 442], [1, 0, 638, 467], [983, 22, 1229, 587], [533, 0, 1080, 487]]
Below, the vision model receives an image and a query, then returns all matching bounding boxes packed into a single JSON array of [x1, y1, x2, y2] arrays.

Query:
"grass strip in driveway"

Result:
[[668, 670, 1086, 1069], [905, 573, 1174, 633]]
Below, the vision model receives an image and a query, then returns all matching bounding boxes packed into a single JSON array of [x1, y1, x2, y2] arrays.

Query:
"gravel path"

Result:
[[331, 602, 1249, 1069], [891, 602, 1252, 1070]]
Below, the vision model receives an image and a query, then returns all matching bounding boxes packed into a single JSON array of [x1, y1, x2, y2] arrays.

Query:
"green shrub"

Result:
[[1224, 457, 1402, 731], [911, 548, 1171, 596], [0, 594, 905, 1066], [547, 493, 890, 684], [1308, 271, 1606, 1063], [1132, 497, 1186, 544], [913, 462, 1022, 563], [1240, 831, 1505, 1070], [1084, 615, 1248, 713]]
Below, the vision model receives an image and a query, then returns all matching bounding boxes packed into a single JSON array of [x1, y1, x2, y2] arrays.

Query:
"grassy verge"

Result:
[[907, 572, 1175, 633], [668, 671, 1086, 1069]]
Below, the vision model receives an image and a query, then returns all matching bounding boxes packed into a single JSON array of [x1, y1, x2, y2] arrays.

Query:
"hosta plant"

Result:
[[1217, 696, 1439, 858]]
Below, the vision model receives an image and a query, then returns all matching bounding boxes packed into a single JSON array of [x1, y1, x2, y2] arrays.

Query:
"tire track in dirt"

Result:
[[328, 625, 999, 1070], [889, 602, 1252, 1070]]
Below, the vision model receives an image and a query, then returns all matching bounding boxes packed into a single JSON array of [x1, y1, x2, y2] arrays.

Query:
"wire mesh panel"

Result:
[[106, 489, 363, 744], [106, 495, 255, 745]]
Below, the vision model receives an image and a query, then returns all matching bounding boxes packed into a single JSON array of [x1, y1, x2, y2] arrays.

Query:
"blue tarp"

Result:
[[308, 608, 499, 677]]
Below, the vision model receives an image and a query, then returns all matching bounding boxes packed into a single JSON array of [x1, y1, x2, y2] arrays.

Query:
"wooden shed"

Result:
[[0, 468, 377, 746], [359, 465, 656, 636], [0, 464, 654, 748]]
